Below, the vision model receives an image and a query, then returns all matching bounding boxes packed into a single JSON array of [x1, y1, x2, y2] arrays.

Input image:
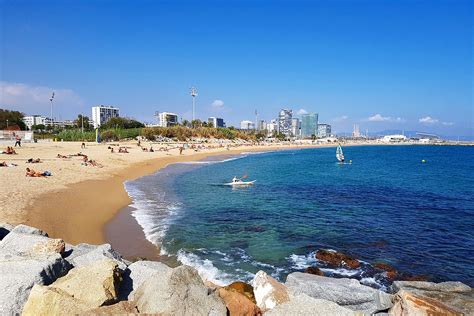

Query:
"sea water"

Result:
[[125, 145, 474, 289]]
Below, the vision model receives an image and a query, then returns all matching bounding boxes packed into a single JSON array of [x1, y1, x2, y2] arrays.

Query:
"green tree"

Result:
[[181, 119, 190, 127], [32, 124, 46, 131], [191, 119, 202, 128], [101, 117, 145, 129], [0, 109, 26, 130], [73, 114, 91, 129]]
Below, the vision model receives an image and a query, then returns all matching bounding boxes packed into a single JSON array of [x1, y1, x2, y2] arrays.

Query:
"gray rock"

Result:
[[134, 265, 227, 315], [0, 229, 52, 255], [265, 293, 355, 316], [0, 251, 71, 315], [11, 224, 48, 236], [390, 281, 473, 315], [120, 260, 171, 300], [285, 272, 393, 315], [0, 223, 13, 240], [67, 243, 128, 270], [392, 280, 471, 293]]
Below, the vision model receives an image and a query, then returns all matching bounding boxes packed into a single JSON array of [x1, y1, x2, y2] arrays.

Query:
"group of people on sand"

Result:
[[1, 147, 17, 155]]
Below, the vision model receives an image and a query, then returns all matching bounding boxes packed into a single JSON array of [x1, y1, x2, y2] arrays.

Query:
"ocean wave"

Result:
[[177, 250, 235, 286], [125, 182, 182, 247]]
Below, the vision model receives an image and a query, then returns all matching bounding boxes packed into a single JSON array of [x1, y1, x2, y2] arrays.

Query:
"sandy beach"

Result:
[[0, 140, 321, 246]]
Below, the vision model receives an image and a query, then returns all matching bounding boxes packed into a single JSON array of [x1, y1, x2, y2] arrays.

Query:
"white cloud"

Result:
[[368, 114, 390, 121], [332, 115, 348, 122], [367, 113, 404, 122], [0, 81, 84, 117], [211, 99, 224, 108], [442, 121, 454, 126], [419, 116, 439, 124], [296, 108, 308, 115]]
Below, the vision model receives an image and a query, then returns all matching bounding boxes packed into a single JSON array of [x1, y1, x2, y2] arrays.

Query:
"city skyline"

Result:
[[0, 0, 472, 138]]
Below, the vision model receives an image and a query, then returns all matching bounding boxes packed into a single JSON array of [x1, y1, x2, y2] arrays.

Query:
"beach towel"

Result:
[[43, 171, 52, 176]]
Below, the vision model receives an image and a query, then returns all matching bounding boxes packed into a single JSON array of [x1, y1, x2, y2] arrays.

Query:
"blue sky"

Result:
[[0, 0, 472, 136]]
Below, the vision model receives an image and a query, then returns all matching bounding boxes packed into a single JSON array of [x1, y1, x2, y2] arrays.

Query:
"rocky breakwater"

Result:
[[1, 223, 473, 316]]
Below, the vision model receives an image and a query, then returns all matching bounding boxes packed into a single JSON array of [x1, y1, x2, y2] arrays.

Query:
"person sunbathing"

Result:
[[57, 154, 68, 158], [0, 161, 7, 167], [118, 147, 129, 153], [4, 147, 17, 155], [27, 158, 41, 163], [25, 167, 51, 177]]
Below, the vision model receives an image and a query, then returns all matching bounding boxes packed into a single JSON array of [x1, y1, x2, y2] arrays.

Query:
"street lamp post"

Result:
[[49, 92, 55, 128]]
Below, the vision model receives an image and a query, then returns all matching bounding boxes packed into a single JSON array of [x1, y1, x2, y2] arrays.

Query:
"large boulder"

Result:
[[285, 272, 393, 314], [134, 265, 227, 315], [119, 260, 171, 300], [315, 249, 360, 269], [66, 243, 127, 270], [225, 281, 256, 304], [0, 252, 71, 315], [22, 259, 122, 315], [22, 285, 92, 316], [265, 293, 355, 316], [218, 287, 261, 316], [80, 301, 139, 315], [0, 226, 63, 256], [390, 281, 473, 315], [0, 223, 13, 240], [251, 270, 290, 311], [10, 224, 48, 236]]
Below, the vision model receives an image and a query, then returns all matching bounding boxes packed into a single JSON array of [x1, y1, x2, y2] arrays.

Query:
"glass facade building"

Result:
[[300, 113, 318, 138]]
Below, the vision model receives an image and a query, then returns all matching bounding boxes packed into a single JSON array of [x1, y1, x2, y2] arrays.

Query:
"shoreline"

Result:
[[24, 144, 314, 245]]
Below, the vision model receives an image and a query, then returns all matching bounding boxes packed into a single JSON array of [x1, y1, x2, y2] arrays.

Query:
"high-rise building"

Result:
[[91, 106, 120, 128], [155, 112, 178, 127], [278, 109, 293, 137], [352, 124, 361, 137], [317, 123, 332, 138], [257, 120, 267, 131], [266, 119, 278, 136], [291, 118, 301, 138], [300, 113, 319, 138], [240, 120, 255, 130], [208, 117, 226, 128]]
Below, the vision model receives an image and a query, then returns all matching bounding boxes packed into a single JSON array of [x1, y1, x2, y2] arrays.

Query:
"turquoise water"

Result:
[[126, 145, 474, 288]]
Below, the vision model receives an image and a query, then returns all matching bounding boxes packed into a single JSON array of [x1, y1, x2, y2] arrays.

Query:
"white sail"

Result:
[[336, 144, 344, 162]]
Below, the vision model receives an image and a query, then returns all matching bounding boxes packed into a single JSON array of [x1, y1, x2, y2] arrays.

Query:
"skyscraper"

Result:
[[300, 113, 319, 138], [278, 109, 292, 137]]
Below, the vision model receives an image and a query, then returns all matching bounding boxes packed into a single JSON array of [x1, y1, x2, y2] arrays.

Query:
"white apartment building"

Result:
[[156, 112, 179, 127], [91, 106, 120, 128], [240, 120, 255, 130], [23, 115, 53, 130], [208, 117, 226, 128]]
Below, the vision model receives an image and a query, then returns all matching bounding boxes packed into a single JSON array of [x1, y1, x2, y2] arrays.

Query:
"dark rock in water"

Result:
[[230, 240, 249, 249], [374, 262, 398, 280], [225, 281, 256, 304], [315, 249, 360, 269], [245, 226, 266, 233], [304, 266, 324, 276], [399, 274, 429, 282]]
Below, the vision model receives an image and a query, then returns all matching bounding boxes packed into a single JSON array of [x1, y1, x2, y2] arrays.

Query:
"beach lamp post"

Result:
[[49, 92, 55, 127], [6, 119, 8, 129], [190, 86, 198, 122], [255, 109, 258, 131]]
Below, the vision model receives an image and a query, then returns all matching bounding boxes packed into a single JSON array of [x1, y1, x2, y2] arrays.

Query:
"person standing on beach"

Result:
[[179, 146, 184, 155], [14, 135, 21, 147]]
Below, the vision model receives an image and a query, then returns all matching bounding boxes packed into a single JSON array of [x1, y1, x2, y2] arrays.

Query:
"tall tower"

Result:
[[190, 87, 198, 122], [255, 110, 258, 131]]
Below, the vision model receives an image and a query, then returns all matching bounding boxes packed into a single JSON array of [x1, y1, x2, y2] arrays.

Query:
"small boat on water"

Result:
[[336, 144, 352, 164], [224, 177, 256, 186]]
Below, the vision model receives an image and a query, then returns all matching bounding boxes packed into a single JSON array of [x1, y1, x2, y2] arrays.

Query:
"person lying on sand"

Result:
[[2, 147, 17, 155], [81, 156, 103, 167], [150, 146, 154, 152], [118, 147, 129, 153], [25, 167, 51, 177], [1, 161, 18, 167], [27, 158, 41, 163], [142, 147, 148, 152], [57, 154, 68, 158]]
